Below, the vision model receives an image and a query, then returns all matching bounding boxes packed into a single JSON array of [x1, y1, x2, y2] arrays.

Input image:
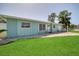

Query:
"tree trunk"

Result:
[[67, 26, 68, 32]]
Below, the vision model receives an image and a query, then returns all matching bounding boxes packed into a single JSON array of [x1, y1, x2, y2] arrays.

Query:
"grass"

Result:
[[0, 36, 79, 56], [69, 29, 79, 33]]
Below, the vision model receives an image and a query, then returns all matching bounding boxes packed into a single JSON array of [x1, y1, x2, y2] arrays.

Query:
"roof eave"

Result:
[[0, 14, 51, 24]]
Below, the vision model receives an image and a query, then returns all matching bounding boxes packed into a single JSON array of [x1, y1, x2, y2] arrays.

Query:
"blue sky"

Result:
[[0, 3, 79, 25]]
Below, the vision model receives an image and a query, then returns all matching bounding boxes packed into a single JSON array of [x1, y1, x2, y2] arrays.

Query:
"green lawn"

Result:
[[0, 36, 79, 56], [69, 30, 79, 33]]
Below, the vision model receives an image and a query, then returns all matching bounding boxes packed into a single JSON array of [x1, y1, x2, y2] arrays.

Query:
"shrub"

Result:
[[0, 29, 7, 33]]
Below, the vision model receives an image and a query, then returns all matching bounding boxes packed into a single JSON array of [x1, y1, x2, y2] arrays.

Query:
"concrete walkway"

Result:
[[42, 32, 79, 38]]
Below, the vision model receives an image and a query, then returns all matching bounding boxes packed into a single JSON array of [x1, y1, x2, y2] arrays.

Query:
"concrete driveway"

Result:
[[42, 32, 79, 38]]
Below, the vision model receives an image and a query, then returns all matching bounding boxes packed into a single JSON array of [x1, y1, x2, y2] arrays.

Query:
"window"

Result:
[[53, 25, 55, 28], [39, 24, 42, 31], [21, 22, 30, 28], [43, 24, 45, 30], [39, 24, 46, 31]]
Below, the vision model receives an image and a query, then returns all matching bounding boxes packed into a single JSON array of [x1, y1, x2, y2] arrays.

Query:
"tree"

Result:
[[48, 13, 57, 23], [70, 24, 77, 30], [48, 13, 57, 33], [58, 10, 72, 31]]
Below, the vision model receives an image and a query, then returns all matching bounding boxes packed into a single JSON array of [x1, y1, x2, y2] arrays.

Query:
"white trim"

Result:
[[38, 23, 47, 32]]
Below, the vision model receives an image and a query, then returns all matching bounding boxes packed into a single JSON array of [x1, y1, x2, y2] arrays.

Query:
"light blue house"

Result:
[[0, 14, 63, 38]]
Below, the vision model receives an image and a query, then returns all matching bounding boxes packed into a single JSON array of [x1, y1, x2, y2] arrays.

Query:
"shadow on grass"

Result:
[[0, 41, 15, 46], [0, 37, 39, 46]]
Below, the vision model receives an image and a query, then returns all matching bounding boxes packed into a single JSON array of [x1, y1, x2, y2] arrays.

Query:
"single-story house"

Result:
[[0, 14, 64, 38], [77, 24, 79, 29]]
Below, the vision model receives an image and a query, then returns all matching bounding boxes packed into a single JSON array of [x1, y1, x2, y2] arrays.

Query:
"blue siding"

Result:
[[52, 24, 58, 32], [1, 15, 63, 38], [51, 24, 63, 32], [7, 18, 17, 37], [6, 18, 49, 38], [17, 20, 48, 36]]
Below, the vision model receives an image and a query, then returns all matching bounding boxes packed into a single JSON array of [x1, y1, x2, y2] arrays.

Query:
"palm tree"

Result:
[[58, 10, 72, 31]]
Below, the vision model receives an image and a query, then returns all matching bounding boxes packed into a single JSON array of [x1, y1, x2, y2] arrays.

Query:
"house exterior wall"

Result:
[[57, 25, 63, 32], [7, 18, 17, 38], [52, 24, 58, 32], [0, 15, 64, 38], [17, 20, 48, 36], [51, 24, 63, 32], [6, 18, 49, 38]]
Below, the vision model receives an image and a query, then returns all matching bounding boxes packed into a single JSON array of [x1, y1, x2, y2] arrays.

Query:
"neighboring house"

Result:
[[74, 24, 79, 31], [0, 14, 63, 38], [77, 24, 79, 29]]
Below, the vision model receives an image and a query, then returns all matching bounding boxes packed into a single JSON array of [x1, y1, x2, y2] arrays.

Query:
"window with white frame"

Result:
[[39, 24, 46, 31], [21, 22, 30, 28]]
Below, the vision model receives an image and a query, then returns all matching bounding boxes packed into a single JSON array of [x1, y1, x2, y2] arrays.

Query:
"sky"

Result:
[[0, 3, 79, 25]]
